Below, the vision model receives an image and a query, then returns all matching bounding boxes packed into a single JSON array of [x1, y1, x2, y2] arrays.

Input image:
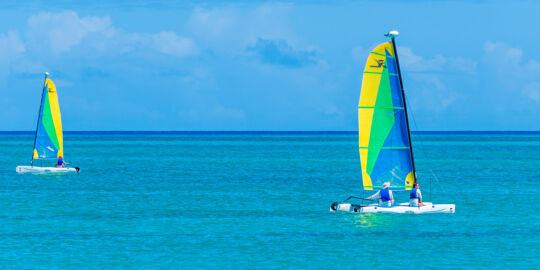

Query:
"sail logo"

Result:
[[370, 59, 386, 68], [48, 88, 54, 93]]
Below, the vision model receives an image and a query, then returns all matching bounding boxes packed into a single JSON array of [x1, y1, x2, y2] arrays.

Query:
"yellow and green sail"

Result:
[[32, 77, 63, 161], [358, 42, 414, 191]]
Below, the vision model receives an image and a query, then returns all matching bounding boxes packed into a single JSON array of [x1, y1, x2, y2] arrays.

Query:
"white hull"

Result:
[[16, 166, 79, 173], [330, 202, 455, 214]]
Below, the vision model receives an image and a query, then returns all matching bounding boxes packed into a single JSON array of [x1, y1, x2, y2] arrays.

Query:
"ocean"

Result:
[[0, 132, 538, 269]]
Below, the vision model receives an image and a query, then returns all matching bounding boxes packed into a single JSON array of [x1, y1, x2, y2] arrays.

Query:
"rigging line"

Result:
[[429, 171, 432, 202], [404, 92, 419, 131], [429, 169, 446, 193]]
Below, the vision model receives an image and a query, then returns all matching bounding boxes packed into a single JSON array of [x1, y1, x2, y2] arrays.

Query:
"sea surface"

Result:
[[0, 132, 538, 269]]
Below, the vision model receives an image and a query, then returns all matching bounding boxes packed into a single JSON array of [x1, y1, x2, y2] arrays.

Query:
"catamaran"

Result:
[[330, 31, 454, 214], [16, 73, 79, 173]]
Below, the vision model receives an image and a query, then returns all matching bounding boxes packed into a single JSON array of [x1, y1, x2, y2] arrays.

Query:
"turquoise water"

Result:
[[0, 133, 538, 269]]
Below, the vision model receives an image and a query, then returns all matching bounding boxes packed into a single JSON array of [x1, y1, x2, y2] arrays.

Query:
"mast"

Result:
[[31, 72, 49, 166], [385, 30, 418, 184]]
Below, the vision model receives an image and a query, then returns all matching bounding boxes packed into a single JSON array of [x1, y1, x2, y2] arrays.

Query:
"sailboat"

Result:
[[16, 72, 79, 173], [330, 31, 454, 214]]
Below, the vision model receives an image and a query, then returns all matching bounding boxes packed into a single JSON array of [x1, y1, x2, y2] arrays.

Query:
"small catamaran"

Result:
[[16, 73, 79, 173], [330, 31, 454, 214]]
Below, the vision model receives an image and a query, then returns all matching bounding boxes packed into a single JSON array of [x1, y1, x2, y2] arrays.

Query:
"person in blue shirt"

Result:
[[409, 182, 424, 207], [366, 182, 394, 207], [56, 155, 68, 168]]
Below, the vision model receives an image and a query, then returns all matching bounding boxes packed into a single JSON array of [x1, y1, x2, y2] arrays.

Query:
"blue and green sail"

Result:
[[358, 42, 414, 191], [32, 76, 63, 162]]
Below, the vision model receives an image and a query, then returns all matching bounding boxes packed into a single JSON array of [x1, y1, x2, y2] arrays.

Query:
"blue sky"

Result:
[[0, 0, 539, 131]]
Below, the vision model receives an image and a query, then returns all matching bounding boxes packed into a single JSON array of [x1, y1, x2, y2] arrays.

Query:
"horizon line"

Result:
[[1, 130, 540, 135]]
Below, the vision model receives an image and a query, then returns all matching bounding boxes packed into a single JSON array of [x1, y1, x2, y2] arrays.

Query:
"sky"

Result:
[[0, 0, 539, 131]]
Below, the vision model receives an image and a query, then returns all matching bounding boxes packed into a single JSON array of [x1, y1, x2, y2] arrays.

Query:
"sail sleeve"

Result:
[[358, 42, 414, 191], [33, 78, 63, 159]]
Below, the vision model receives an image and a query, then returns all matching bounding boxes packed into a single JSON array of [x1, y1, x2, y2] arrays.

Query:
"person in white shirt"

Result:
[[366, 182, 394, 207], [409, 182, 424, 207]]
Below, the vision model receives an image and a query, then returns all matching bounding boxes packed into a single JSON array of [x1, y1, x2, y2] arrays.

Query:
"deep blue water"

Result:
[[0, 133, 538, 269]]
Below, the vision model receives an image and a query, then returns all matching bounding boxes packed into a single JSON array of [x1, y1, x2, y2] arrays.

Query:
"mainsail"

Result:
[[358, 41, 415, 191], [32, 75, 63, 163]]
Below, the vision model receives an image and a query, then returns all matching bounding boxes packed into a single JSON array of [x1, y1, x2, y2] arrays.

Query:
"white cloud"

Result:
[[0, 31, 25, 57], [188, 7, 234, 37], [398, 46, 444, 72], [483, 41, 524, 67], [27, 11, 114, 54], [186, 3, 296, 52], [246, 38, 320, 68], [23, 11, 197, 58], [151, 31, 198, 57], [0, 31, 25, 77], [409, 73, 446, 90], [0, 10, 201, 86], [522, 82, 540, 102], [398, 46, 476, 74], [483, 41, 540, 102], [397, 47, 476, 111], [482, 41, 540, 78], [351, 46, 369, 64], [408, 73, 460, 112]]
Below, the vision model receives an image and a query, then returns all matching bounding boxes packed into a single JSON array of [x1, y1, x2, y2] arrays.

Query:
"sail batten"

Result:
[[358, 106, 404, 109], [371, 52, 393, 58], [358, 42, 414, 191], [359, 147, 409, 149]]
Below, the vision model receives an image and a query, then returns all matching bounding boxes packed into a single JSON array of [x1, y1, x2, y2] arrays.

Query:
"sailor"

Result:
[[409, 182, 424, 207], [366, 182, 394, 207], [56, 156, 68, 168]]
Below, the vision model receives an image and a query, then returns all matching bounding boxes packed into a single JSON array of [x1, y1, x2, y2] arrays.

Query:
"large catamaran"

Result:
[[16, 73, 79, 173], [331, 31, 454, 214]]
